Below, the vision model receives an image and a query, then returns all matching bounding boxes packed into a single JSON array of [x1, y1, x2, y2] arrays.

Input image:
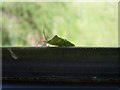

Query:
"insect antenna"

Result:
[[36, 28, 47, 46], [43, 28, 47, 42], [42, 28, 50, 47]]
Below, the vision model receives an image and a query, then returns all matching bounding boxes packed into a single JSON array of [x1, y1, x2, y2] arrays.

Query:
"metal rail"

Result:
[[2, 47, 120, 86]]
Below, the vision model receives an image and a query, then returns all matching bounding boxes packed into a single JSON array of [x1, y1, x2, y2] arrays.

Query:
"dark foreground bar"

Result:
[[1, 47, 120, 89]]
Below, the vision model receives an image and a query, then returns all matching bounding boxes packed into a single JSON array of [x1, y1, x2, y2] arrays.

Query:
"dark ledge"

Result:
[[1, 47, 120, 86]]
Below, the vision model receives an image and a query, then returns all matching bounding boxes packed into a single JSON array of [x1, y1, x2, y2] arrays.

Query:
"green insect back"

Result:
[[47, 35, 75, 47]]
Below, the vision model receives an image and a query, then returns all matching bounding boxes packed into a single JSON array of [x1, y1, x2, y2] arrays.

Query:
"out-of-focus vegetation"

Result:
[[1, 2, 118, 46]]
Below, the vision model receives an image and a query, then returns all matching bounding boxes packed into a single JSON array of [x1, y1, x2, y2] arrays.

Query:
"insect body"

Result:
[[47, 35, 75, 47], [37, 29, 75, 47]]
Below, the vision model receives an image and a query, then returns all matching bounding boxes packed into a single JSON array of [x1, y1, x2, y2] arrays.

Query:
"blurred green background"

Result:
[[0, 2, 118, 46]]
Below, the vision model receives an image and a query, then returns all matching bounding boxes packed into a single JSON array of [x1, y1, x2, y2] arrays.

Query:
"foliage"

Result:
[[1, 2, 118, 46]]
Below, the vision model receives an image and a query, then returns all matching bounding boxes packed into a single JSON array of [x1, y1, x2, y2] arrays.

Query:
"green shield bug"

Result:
[[47, 35, 75, 47], [37, 29, 75, 47]]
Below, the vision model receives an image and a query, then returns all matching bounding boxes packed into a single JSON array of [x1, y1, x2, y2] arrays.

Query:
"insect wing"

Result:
[[47, 35, 75, 46], [64, 39, 75, 46]]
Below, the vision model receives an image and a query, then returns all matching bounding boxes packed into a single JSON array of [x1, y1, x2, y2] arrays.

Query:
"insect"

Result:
[[37, 29, 75, 47], [47, 35, 75, 47]]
